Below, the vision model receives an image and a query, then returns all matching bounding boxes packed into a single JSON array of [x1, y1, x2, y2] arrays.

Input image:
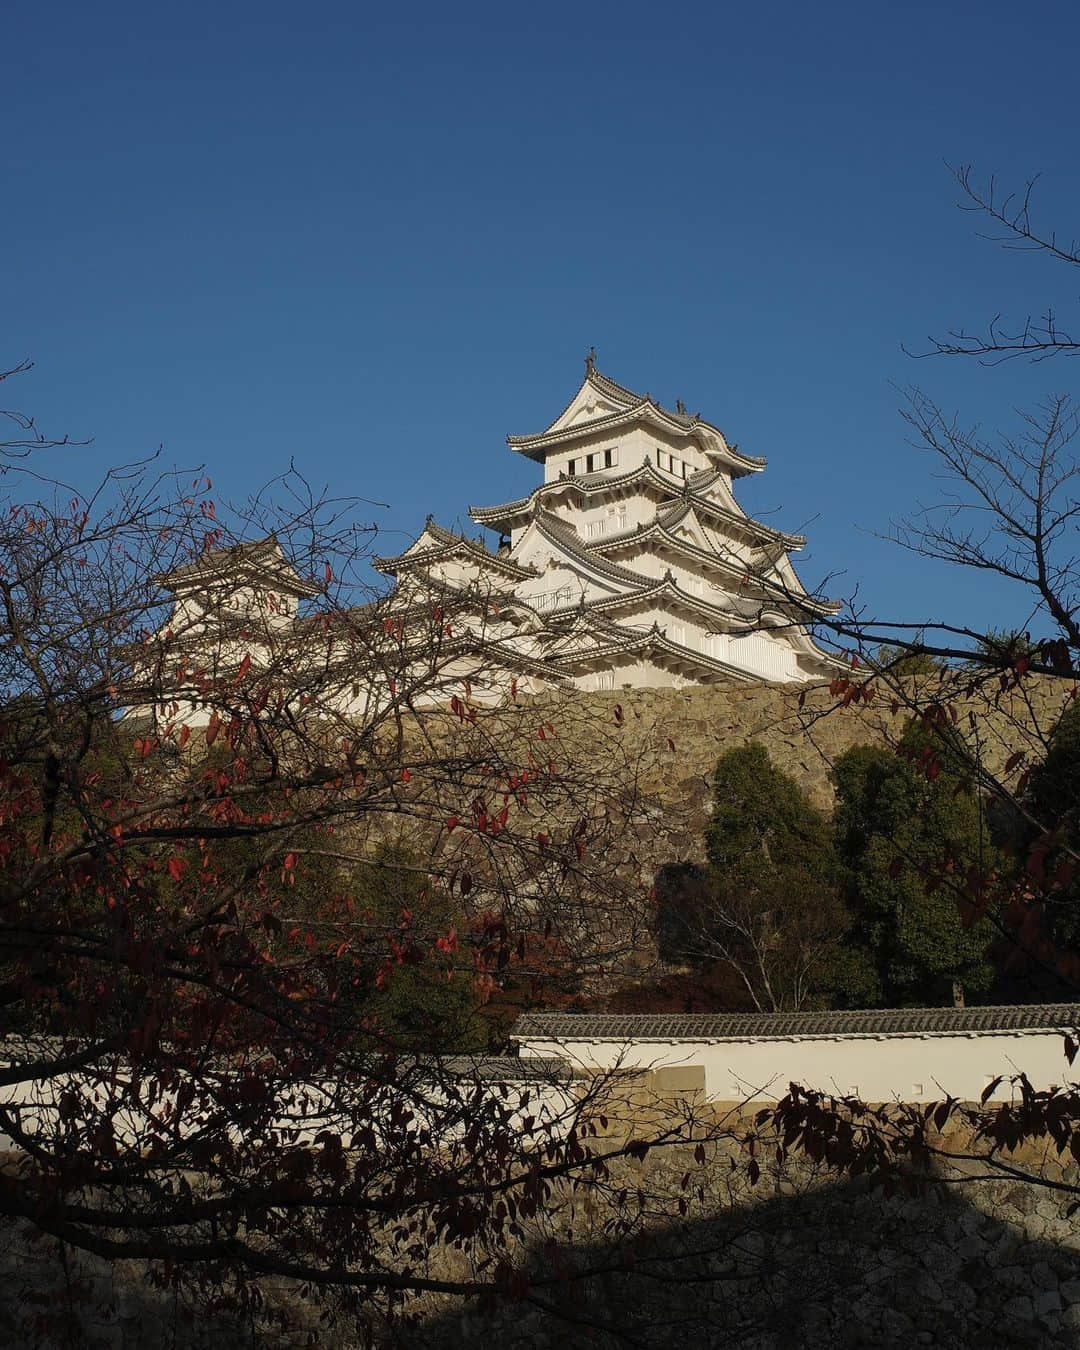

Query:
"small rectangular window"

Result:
[[586, 453, 596, 473], [567, 459, 577, 476], [587, 519, 605, 540], [681, 460, 688, 479], [604, 447, 619, 468]]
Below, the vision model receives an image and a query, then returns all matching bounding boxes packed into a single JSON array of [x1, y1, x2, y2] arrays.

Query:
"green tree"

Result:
[[658, 744, 875, 1011], [1021, 698, 1080, 953], [832, 723, 998, 1006]]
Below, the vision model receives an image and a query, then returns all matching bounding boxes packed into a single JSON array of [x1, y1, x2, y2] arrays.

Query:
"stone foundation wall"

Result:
[[411, 1085, 1080, 1348], [528, 675, 1073, 867]]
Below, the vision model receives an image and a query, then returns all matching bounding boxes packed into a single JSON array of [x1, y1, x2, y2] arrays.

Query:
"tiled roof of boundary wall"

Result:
[[512, 1005, 1080, 1041]]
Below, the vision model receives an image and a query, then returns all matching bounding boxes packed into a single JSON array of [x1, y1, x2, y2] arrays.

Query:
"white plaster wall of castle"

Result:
[[516, 1032, 1075, 1105], [541, 426, 710, 488]]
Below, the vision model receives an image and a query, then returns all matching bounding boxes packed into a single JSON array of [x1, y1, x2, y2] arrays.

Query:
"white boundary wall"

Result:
[[515, 1029, 1077, 1104]]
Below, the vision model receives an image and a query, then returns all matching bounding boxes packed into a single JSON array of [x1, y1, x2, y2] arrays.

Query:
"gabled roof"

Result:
[[545, 620, 759, 683], [657, 494, 805, 551], [590, 519, 840, 616], [528, 511, 654, 589], [161, 536, 322, 599], [470, 459, 685, 528], [507, 364, 765, 478], [513, 1005, 1080, 1041], [470, 462, 798, 551], [577, 573, 755, 630], [373, 517, 535, 581]]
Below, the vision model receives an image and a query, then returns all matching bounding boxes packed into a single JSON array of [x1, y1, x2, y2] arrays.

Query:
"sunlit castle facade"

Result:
[[375, 357, 838, 691]]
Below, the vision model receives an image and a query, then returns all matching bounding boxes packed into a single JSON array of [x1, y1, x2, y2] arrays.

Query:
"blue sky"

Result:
[[4, 1, 1078, 636]]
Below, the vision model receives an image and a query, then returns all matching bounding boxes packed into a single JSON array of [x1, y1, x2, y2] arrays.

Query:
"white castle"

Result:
[[143, 359, 837, 727], [374, 356, 837, 693]]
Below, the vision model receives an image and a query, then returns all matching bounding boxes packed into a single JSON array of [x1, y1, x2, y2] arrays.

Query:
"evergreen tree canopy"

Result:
[[832, 721, 997, 1006], [658, 743, 876, 1011], [1022, 698, 1080, 951]]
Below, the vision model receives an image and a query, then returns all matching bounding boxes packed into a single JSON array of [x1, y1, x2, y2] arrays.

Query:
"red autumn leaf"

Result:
[[178, 724, 191, 748], [167, 857, 187, 882], [283, 853, 298, 871], [237, 653, 252, 680], [446, 815, 459, 832], [400, 768, 411, 783], [205, 713, 222, 746], [324, 562, 333, 584]]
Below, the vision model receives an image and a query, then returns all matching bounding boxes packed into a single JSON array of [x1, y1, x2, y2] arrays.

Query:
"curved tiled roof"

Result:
[[470, 460, 686, 526], [513, 1005, 1080, 1041], [544, 621, 758, 683], [374, 518, 535, 580], [469, 466, 802, 551], [540, 364, 699, 437], [161, 536, 322, 598], [543, 364, 733, 441], [656, 496, 806, 551], [530, 511, 654, 588], [572, 575, 753, 630], [592, 522, 840, 616], [508, 401, 765, 477]]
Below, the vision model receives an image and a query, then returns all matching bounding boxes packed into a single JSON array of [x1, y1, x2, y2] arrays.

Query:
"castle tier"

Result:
[[376, 359, 839, 690]]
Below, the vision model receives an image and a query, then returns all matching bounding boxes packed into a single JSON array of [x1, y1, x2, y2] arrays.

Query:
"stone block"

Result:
[[1029, 1259, 1059, 1290], [1035, 1290, 1064, 1317], [1003, 1294, 1035, 1321]]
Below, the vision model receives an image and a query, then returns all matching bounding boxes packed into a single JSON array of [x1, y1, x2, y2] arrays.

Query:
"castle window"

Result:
[[587, 519, 605, 540], [567, 459, 577, 476], [604, 447, 618, 468], [681, 460, 689, 479], [586, 453, 596, 473], [596, 671, 614, 690]]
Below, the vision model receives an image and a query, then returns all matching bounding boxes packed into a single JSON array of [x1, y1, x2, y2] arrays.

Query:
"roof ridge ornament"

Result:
[[584, 346, 597, 375]]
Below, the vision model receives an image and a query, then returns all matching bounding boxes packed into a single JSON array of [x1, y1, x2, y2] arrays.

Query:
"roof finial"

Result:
[[675, 398, 687, 415], [584, 346, 597, 375]]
